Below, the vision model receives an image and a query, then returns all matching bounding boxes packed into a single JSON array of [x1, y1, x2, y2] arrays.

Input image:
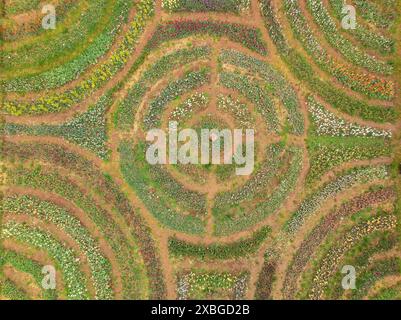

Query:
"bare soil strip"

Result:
[[5, 186, 123, 298]]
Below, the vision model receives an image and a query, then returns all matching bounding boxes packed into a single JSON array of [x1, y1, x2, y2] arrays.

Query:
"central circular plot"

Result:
[[118, 45, 305, 237]]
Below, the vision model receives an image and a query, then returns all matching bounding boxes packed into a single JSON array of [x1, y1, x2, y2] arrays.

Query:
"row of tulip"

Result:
[[259, 0, 397, 123], [4, 0, 131, 92], [4, 154, 158, 299], [354, 0, 396, 29], [2, 221, 90, 300], [284, 0, 394, 100], [254, 261, 276, 299], [307, 135, 391, 183], [308, 214, 397, 299], [3, 0, 155, 115], [306, 0, 393, 75], [1, 250, 58, 300], [177, 271, 249, 300], [170, 92, 209, 123], [328, 0, 394, 54], [283, 187, 396, 299], [213, 146, 303, 236], [4, 195, 114, 300], [307, 96, 392, 138], [5, 94, 111, 159], [147, 20, 267, 56], [162, 0, 250, 13], [219, 49, 304, 134], [168, 226, 271, 259]]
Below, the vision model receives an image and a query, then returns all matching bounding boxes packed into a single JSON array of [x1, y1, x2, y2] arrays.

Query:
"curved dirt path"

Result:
[[3, 135, 169, 298], [3, 214, 97, 298], [308, 157, 393, 191], [3, 265, 42, 299], [4, 2, 163, 124], [280, 187, 396, 299], [4, 0, 400, 301], [270, 179, 394, 299], [365, 277, 401, 299], [2, 239, 67, 299], [3, 148, 155, 298], [246, 0, 312, 299], [296, 0, 393, 80], [5, 186, 124, 299], [4, 1, 140, 94], [268, 0, 395, 109], [320, 0, 394, 59], [4, 135, 104, 167]]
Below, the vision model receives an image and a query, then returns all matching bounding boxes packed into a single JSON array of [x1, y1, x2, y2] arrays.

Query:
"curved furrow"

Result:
[[3, 194, 116, 299], [2, 141, 166, 299], [282, 187, 396, 299]]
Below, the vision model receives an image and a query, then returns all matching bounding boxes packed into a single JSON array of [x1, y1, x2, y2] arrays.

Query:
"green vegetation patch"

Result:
[[168, 226, 271, 260]]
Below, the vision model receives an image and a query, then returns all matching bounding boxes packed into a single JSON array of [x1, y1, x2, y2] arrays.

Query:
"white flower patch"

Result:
[[217, 94, 254, 128], [170, 93, 209, 122], [238, 0, 251, 13], [162, 0, 180, 11], [286, 165, 389, 234], [307, 96, 392, 138]]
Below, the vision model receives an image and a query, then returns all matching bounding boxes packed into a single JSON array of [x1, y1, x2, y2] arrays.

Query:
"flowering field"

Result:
[[1, 0, 400, 301]]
